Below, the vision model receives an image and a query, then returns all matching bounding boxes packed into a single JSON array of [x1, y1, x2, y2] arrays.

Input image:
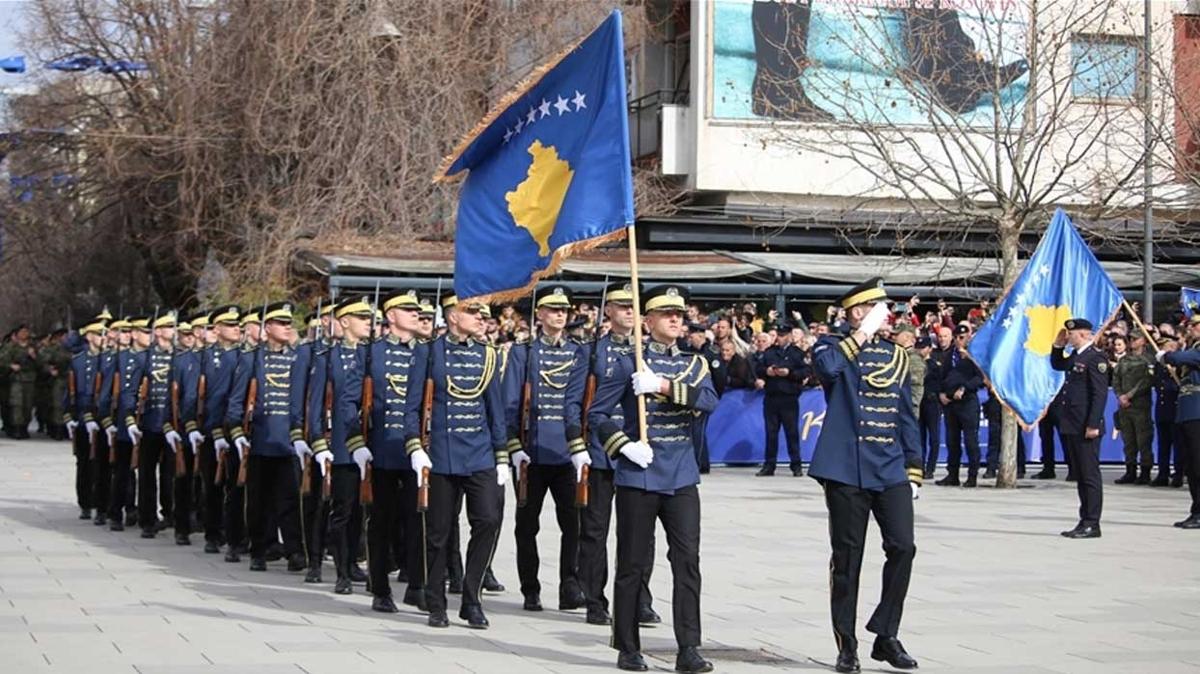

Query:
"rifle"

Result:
[[517, 289, 536, 508], [301, 296, 323, 497], [418, 376, 433, 512], [417, 466, 430, 512], [108, 348, 121, 464], [359, 282, 380, 506], [576, 464, 589, 508], [89, 366, 101, 461], [580, 278, 609, 442], [168, 313, 185, 478], [321, 290, 335, 501], [132, 306, 160, 471], [194, 368, 206, 474], [238, 298, 269, 487]]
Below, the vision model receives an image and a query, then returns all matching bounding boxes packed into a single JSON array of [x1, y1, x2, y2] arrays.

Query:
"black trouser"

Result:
[[245, 454, 302, 561], [1155, 416, 1176, 477], [943, 401, 980, 478], [173, 441, 196, 535], [223, 450, 246, 551], [984, 403, 1026, 474], [1064, 433, 1102, 526], [578, 468, 654, 614], [694, 414, 711, 473], [424, 469, 502, 614], [613, 485, 701, 654], [325, 465, 361, 578], [108, 439, 134, 521], [73, 430, 94, 511], [447, 493, 465, 585], [918, 397, 941, 473], [93, 431, 111, 516], [198, 438, 224, 544], [515, 463, 580, 599], [137, 432, 174, 530], [763, 395, 801, 470], [368, 467, 423, 598], [1178, 420, 1200, 515], [824, 480, 915, 653]]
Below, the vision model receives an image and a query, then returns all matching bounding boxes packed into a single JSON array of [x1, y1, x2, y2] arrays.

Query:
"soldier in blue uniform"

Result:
[[403, 294, 507, 630], [1050, 318, 1109, 539], [225, 302, 309, 572], [502, 285, 590, 613], [100, 317, 146, 531], [92, 317, 126, 526], [578, 281, 659, 628], [64, 319, 107, 521], [363, 289, 426, 613], [217, 308, 264, 562], [172, 315, 205, 546], [1157, 314, 1200, 528], [935, 323, 983, 487], [588, 284, 718, 674], [191, 305, 242, 554], [809, 278, 921, 673], [126, 312, 183, 538]]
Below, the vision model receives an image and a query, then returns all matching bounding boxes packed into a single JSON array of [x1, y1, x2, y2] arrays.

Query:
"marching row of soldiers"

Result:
[[59, 282, 719, 673]]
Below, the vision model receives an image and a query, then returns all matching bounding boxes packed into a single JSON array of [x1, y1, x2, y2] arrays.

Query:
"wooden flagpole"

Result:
[[626, 224, 649, 443]]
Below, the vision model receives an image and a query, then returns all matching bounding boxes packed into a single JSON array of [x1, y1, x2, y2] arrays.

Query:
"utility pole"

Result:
[[1142, 0, 1154, 323]]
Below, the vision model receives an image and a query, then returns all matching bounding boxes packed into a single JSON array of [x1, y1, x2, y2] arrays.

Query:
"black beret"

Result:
[[1064, 318, 1093, 331]]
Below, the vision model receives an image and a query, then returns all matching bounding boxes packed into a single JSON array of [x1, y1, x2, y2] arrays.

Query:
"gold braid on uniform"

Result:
[[446, 344, 498, 399], [537, 359, 574, 389], [864, 343, 908, 389]]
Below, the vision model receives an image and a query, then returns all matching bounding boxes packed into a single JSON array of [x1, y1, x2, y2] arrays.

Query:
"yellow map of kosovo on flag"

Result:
[[1023, 304, 1073, 356], [505, 141, 575, 257]]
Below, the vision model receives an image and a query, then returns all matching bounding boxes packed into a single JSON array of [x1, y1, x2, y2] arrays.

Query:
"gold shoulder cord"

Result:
[[864, 344, 908, 389], [447, 344, 498, 400], [538, 359, 574, 389]]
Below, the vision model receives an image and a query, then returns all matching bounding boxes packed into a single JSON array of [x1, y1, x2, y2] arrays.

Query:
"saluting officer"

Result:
[[192, 306, 243, 555], [64, 319, 107, 521], [503, 285, 589, 613], [1157, 315, 1200, 528], [403, 294, 507, 630], [1050, 318, 1109, 539], [588, 284, 718, 674], [578, 281, 660, 628], [809, 278, 921, 673], [225, 302, 309, 572]]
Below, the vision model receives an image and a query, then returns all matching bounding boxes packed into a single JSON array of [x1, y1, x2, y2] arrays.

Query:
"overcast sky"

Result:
[[0, 1, 25, 62]]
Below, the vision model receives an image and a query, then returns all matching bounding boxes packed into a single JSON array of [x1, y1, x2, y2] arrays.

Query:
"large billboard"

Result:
[[710, 0, 1030, 126]]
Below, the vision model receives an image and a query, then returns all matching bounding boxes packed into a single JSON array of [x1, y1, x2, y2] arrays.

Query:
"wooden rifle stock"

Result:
[[516, 378, 532, 506], [215, 447, 226, 486], [322, 458, 332, 500], [301, 455, 312, 495], [417, 466, 430, 512], [194, 374, 207, 473], [236, 446, 249, 486], [90, 370, 102, 460], [421, 378, 433, 448], [172, 381, 185, 477], [517, 462, 529, 507], [132, 376, 148, 469], [360, 463, 374, 505], [581, 373, 597, 439], [109, 369, 120, 463], [576, 464, 589, 508], [237, 378, 257, 486], [359, 376, 374, 505]]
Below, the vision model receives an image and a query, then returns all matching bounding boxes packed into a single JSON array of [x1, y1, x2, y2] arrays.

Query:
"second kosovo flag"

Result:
[[967, 209, 1122, 427], [435, 10, 634, 302]]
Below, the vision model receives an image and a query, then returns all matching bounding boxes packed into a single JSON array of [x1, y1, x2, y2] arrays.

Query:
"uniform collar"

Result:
[[647, 339, 680, 356], [446, 331, 474, 346], [385, 334, 416, 348], [539, 333, 566, 348], [1076, 341, 1094, 355], [608, 332, 631, 345]]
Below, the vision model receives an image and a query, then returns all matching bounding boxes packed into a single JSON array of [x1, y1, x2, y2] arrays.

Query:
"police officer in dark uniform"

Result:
[[755, 321, 810, 476], [1050, 318, 1109, 539], [588, 284, 718, 674], [1151, 344, 1179, 487], [809, 278, 921, 673], [1158, 315, 1200, 528], [921, 326, 953, 478], [935, 324, 983, 487]]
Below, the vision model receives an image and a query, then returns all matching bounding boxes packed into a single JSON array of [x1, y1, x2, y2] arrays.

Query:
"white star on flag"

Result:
[[554, 95, 570, 115], [515, 118, 524, 134], [572, 90, 587, 111], [1003, 318, 1012, 329], [526, 106, 537, 125], [538, 99, 551, 118], [1040, 264, 1051, 276], [503, 127, 513, 144]]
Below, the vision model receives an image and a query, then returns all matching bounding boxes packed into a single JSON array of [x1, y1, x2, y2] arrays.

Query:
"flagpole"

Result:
[[626, 225, 649, 443]]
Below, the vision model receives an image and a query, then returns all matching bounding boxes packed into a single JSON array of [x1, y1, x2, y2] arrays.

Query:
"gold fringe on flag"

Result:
[[460, 227, 628, 305]]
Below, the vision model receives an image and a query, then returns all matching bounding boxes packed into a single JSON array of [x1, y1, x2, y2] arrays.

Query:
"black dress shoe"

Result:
[[334, 577, 353, 594], [870, 637, 918, 670], [1171, 474, 1184, 488], [459, 605, 489, 629], [109, 520, 125, 532], [286, 554, 307, 572], [675, 646, 713, 673], [1151, 473, 1171, 487], [154, 519, 170, 532], [482, 568, 505, 593], [402, 586, 428, 611], [1065, 473, 1077, 482], [304, 567, 322, 583], [638, 605, 662, 626], [755, 466, 775, 477], [586, 607, 612, 625], [125, 512, 138, 527], [175, 533, 191, 546], [140, 529, 156, 539], [93, 513, 107, 526], [982, 469, 996, 479], [264, 545, 283, 562], [225, 551, 241, 564], [204, 541, 220, 554], [835, 649, 860, 673], [523, 594, 544, 611], [1175, 514, 1200, 529], [791, 465, 804, 477], [1031, 470, 1056, 480], [922, 469, 934, 480], [79, 508, 92, 520], [934, 475, 959, 486], [559, 586, 586, 610], [372, 595, 399, 613], [349, 564, 367, 583], [427, 611, 450, 628], [963, 475, 977, 488], [249, 558, 267, 571], [1061, 524, 1101, 539], [617, 651, 649, 672]]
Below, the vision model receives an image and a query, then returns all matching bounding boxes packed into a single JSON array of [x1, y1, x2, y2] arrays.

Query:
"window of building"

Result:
[[1071, 34, 1141, 102]]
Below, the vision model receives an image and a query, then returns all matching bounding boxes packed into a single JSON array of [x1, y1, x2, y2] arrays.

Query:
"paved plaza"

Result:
[[0, 437, 1198, 673]]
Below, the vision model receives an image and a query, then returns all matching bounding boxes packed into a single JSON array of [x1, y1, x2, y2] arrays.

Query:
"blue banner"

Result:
[[708, 389, 1135, 465]]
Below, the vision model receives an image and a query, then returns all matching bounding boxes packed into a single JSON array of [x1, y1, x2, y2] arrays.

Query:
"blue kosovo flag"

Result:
[[1181, 287, 1200, 318], [968, 209, 1122, 427], [435, 10, 634, 301]]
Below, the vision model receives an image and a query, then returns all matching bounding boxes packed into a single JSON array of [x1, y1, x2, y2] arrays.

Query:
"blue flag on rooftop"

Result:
[[967, 209, 1123, 428], [1181, 287, 1200, 318], [435, 10, 634, 301]]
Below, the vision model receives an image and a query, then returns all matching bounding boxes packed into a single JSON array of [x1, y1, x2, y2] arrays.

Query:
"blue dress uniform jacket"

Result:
[[1154, 356, 1179, 424], [366, 336, 419, 470], [306, 340, 366, 465], [809, 334, 922, 491], [401, 334, 508, 476], [226, 345, 310, 458], [1163, 346, 1200, 423], [587, 340, 718, 495], [502, 335, 587, 465], [1050, 344, 1109, 435], [134, 348, 178, 434], [104, 349, 147, 442], [582, 334, 636, 470], [63, 348, 101, 424], [174, 349, 203, 434], [199, 344, 242, 440]]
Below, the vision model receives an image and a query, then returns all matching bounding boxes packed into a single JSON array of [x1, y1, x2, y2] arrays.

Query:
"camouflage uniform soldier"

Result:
[[40, 330, 73, 441], [0, 325, 40, 439], [1111, 333, 1154, 485]]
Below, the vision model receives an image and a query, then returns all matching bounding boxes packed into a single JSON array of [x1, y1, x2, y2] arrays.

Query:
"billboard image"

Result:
[[711, 0, 1030, 125]]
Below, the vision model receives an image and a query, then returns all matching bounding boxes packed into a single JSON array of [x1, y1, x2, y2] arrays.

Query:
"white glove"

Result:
[[165, 430, 183, 450], [234, 436, 251, 461], [214, 437, 230, 455], [911, 482, 921, 501], [188, 430, 205, 452], [619, 440, 654, 468], [293, 439, 312, 461], [410, 449, 433, 486], [85, 420, 100, 437], [66, 420, 78, 440], [1155, 349, 1166, 362], [511, 449, 531, 475], [497, 465, 510, 487], [631, 370, 665, 396], [127, 425, 143, 445], [105, 425, 117, 446], [571, 451, 592, 482], [313, 449, 333, 476], [352, 446, 373, 480], [860, 302, 890, 337]]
